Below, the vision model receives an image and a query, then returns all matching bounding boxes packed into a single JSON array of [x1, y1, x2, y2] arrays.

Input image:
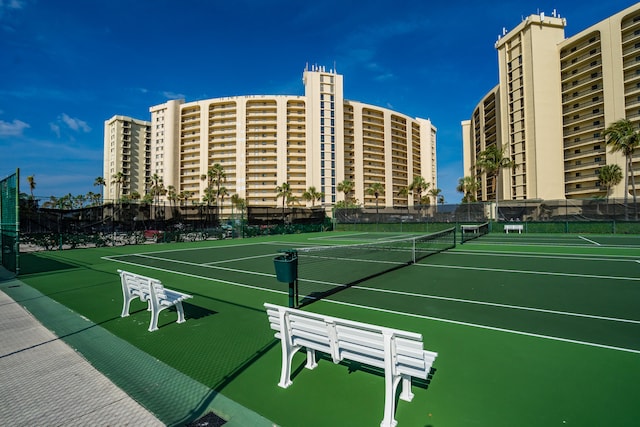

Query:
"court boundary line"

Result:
[[579, 235, 601, 246], [321, 298, 640, 355], [102, 253, 639, 354], [102, 253, 278, 278], [102, 256, 288, 297], [452, 250, 639, 263], [103, 251, 639, 323], [348, 284, 640, 325], [463, 240, 640, 249], [416, 262, 640, 281]]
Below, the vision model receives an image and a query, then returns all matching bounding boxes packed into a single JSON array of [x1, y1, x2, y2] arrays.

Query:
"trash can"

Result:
[[274, 250, 298, 308], [273, 251, 298, 283]]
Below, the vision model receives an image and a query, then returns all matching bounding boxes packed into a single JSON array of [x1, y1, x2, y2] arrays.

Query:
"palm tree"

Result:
[[201, 163, 226, 208], [476, 145, 516, 220], [178, 191, 193, 207], [276, 182, 293, 224], [302, 186, 324, 207], [230, 193, 246, 225], [365, 182, 385, 219], [337, 179, 355, 206], [456, 176, 479, 203], [218, 186, 229, 216], [427, 187, 442, 214], [598, 164, 623, 210], [398, 187, 410, 208], [231, 193, 246, 212], [111, 172, 125, 203], [167, 185, 178, 208], [26, 175, 36, 200], [94, 176, 106, 203], [604, 119, 640, 218], [408, 175, 430, 214], [147, 174, 165, 206]]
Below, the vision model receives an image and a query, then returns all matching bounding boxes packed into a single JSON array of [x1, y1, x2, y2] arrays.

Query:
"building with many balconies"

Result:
[[462, 4, 640, 202], [129, 64, 437, 215], [103, 115, 151, 201]]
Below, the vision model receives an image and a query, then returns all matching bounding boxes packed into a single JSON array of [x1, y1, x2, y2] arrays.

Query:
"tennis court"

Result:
[[6, 230, 640, 426]]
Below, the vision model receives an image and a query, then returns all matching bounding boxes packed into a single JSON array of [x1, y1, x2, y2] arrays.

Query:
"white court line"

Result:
[[103, 256, 287, 296], [132, 253, 277, 277], [347, 284, 640, 325], [102, 255, 640, 354], [452, 250, 639, 263], [416, 262, 640, 281], [203, 253, 277, 266], [321, 299, 640, 355], [101, 240, 281, 258], [579, 235, 601, 246]]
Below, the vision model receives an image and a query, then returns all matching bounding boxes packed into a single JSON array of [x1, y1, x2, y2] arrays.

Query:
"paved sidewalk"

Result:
[[0, 288, 164, 426]]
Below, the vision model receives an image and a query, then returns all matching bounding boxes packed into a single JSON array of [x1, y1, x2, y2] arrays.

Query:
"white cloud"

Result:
[[0, 119, 29, 137], [163, 91, 186, 100], [50, 122, 60, 138], [59, 113, 91, 132], [0, 0, 26, 11]]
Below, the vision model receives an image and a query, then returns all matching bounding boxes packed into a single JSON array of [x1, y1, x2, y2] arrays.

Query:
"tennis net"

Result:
[[294, 227, 456, 306], [460, 222, 489, 243]]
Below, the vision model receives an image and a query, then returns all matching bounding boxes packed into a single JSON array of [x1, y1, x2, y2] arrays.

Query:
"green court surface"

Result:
[[3, 231, 640, 426]]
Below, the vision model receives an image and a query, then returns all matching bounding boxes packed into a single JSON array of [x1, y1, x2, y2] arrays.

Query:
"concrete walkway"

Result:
[[0, 287, 164, 426]]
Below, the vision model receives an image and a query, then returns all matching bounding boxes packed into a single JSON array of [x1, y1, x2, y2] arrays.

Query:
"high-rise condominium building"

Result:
[[462, 4, 640, 202], [103, 115, 151, 201], [140, 65, 436, 213]]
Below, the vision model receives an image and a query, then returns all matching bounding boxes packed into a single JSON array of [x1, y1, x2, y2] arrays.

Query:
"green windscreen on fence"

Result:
[[0, 169, 19, 274]]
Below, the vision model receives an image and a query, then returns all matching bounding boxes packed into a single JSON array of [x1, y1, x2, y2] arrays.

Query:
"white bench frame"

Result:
[[264, 303, 437, 427], [118, 269, 192, 332], [460, 224, 480, 234], [504, 224, 524, 234]]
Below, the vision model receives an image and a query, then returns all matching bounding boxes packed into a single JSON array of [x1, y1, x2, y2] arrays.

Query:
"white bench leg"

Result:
[[175, 302, 186, 324], [278, 345, 296, 388], [380, 373, 399, 427], [305, 348, 318, 370], [380, 333, 399, 427], [148, 308, 160, 332], [121, 294, 133, 317], [399, 374, 414, 402]]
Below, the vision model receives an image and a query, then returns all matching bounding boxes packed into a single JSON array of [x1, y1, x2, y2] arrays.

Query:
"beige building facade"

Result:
[[462, 4, 640, 202], [103, 115, 151, 201], [138, 65, 437, 214]]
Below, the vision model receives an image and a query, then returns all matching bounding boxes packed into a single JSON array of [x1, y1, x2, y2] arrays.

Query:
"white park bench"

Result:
[[504, 224, 524, 234], [118, 269, 192, 332], [264, 303, 437, 427]]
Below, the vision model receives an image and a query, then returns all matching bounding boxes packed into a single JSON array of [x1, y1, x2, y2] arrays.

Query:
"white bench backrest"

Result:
[[120, 270, 163, 298], [265, 303, 430, 378]]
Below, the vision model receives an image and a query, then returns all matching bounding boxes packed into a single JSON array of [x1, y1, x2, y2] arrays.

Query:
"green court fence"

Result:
[[334, 199, 640, 234], [1, 169, 19, 273]]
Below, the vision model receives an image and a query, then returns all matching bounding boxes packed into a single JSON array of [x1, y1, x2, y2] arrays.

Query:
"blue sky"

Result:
[[0, 0, 637, 203]]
